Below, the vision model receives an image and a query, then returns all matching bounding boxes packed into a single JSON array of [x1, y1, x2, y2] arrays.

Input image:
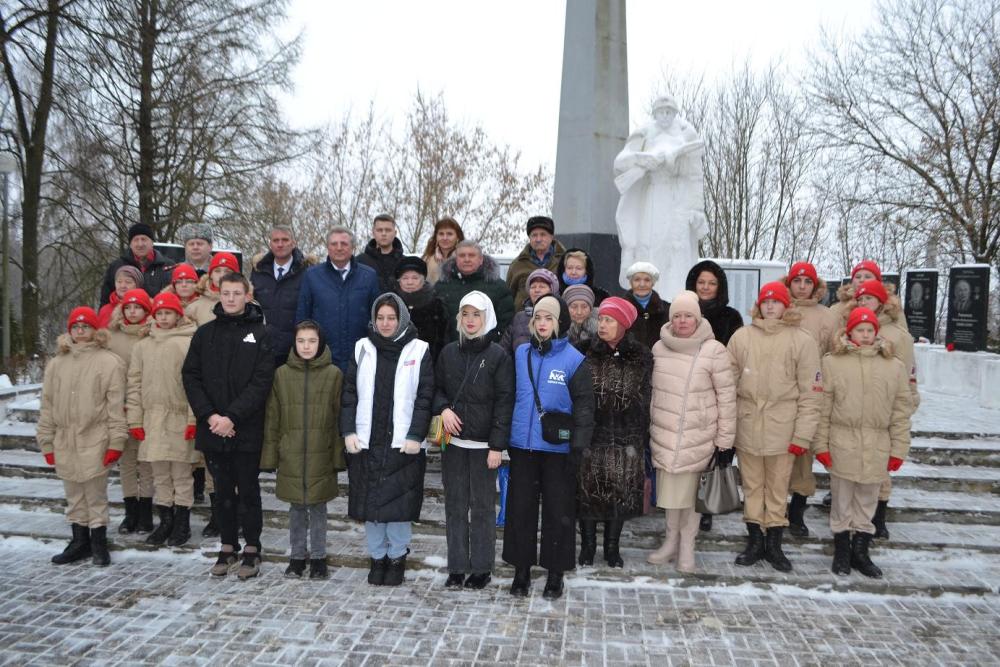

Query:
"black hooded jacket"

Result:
[[555, 248, 611, 304], [182, 301, 275, 454], [685, 260, 745, 346], [357, 237, 405, 293]]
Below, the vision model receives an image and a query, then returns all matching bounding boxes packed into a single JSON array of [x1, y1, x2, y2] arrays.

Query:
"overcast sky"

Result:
[[280, 0, 874, 168]]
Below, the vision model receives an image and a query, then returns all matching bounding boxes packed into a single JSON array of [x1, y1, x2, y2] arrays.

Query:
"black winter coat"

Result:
[[625, 290, 670, 349], [100, 249, 175, 306], [340, 324, 434, 523], [578, 334, 652, 520], [685, 260, 745, 346], [182, 302, 275, 454], [357, 238, 405, 294], [555, 248, 611, 304], [395, 285, 450, 362], [250, 248, 316, 364], [432, 335, 514, 451]]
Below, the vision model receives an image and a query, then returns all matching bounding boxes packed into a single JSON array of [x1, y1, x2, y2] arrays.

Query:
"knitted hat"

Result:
[[599, 297, 639, 331], [120, 288, 153, 314], [172, 263, 198, 283], [847, 306, 880, 335], [562, 284, 595, 307], [209, 252, 239, 273], [67, 306, 99, 332], [526, 216, 554, 235], [669, 290, 702, 321], [625, 261, 660, 283], [114, 264, 144, 287], [531, 295, 570, 337], [855, 279, 888, 304], [851, 260, 882, 282], [179, 223, 213, 244], [395, 255, 428, 279], [527, 268, 560, 296], [787, 262, 818, 285], [128, 223, 155, 242], [151, 292, 184, 318], [757, 281, 791, 307]]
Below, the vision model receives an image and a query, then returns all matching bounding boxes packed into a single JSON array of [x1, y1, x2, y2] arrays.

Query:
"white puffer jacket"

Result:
[[650, 319, 737, 473]]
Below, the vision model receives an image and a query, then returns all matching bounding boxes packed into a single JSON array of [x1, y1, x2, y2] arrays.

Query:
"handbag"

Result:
[[429, 354, 486, 448], [696, 449, 742, 515], [527, 352, 574, 444]]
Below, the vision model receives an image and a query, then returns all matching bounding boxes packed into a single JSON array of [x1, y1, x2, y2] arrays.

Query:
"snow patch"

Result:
[[422, 555, 447, 568], [0, 375, 11, 389]]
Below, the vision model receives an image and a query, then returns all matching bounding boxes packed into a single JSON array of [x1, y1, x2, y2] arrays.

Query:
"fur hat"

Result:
[[67, 306, 99, 332], [669, 290, 702, 321], [847, 306, 880, 335], [395, 255, 428, 279], [599, 297, 638, 331], [757, 281, 791, 307], [855, 280, 888, 305], [625, 261, 660, 283], [172, 263, 198, 283], [527, 268, 560, 296], [151, 292, 184, 318], [128, 223, 154, 242], [787, 262, 819, 286], [526, 216, 555, 235], [121, 288, 153, 314], [209, 252, 239, 274], [562, 284, 595, 307], [179, 223, 213, 244], [851, 260, 882, 282], [115, 264, 144, 287]]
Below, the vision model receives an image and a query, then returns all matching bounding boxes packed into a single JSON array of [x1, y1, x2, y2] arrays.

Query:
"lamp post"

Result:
[[0, 152, 17, 361]]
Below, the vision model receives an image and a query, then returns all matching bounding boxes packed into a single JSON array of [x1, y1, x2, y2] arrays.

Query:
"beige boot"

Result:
[[676, 508, 701, 573], [647, 509, 681, 564]]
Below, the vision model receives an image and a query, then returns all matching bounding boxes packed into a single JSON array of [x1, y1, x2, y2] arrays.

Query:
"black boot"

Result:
[[146, 505, 174, 546], [90, 526, 111, 566], [542, 570, 564, 600], [822, 491, 832, 507], [117, 497, 139, 534], [850, 532, 883, 578], [699, 513, 713, 532], [764, 527, 792, 572], [382, 550, 408, 587], [285, 559, 306, 578], [787, 493, 810, 538], [135, 497, 154, 533], [509, 567, 531, 597], [192, 467, 206, 504], [734, 523, 765, 566], [202, 493, 220, 538], [577, 520, 597, 566], [603, 520, 624, 568], [367, 556, 388, 586], [167, 506, 191, 547], [445, 573, 465, 588], [309, 558, 329, 580], [52, 524, 91, 564], [831, 531, 851, 576], [872, 500, 890, 540]]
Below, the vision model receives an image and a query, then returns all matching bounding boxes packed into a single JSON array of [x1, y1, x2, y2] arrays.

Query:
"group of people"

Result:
[[37, 215, 918, 599]]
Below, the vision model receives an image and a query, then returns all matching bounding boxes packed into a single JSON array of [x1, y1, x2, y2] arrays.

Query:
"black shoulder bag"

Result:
[[526, 352, 575, 444]]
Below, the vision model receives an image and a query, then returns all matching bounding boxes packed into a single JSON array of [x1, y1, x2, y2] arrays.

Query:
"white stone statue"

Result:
[[614, 95, 708, 296]]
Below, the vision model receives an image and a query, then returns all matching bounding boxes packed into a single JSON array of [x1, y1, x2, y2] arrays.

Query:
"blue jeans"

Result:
[[365, 521, 411, 559]]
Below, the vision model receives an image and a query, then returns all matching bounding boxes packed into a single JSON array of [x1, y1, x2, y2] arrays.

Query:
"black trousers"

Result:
[[442, 446, 497, 574], [205, 450, 263, 550], [502, 448, 576, 572]]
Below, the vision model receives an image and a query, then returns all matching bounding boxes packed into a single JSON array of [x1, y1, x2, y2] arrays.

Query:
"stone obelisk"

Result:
[[551, 0, 629, 293]]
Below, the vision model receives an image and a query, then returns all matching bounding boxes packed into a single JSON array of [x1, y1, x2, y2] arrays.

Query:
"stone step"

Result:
[[811, 461, 1000, 495]]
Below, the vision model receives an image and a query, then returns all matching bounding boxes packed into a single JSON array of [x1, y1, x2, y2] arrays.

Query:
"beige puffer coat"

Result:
[[782, 274, 837, 356], [127, 320, 199, 463], [650, 319, 737, 473], [843, 295, 920, 412], [36, 331, 128, 482], [184, 274, 220, 326], [727, 306, 823, 456], [814, 334, 912, 484], [106, 308, 149, 370]]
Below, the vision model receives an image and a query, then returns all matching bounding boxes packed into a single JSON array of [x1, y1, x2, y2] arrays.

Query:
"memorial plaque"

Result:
[[945, 265, 990, 351], [904, 270, 938, 342], [882, 272, 901, 295]]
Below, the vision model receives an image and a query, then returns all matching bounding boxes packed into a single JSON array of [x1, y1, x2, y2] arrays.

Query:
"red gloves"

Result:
[[184, 425, 196, 441], [788, 444, 807, 457], [129, 428, 145, 441], [816, 452, 833, 469], [43, 452, 55, 466], [887, 456, 904, 472], [103, 449, 122, 467]]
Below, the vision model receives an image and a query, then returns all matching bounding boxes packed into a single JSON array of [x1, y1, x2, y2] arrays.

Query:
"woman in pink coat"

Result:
[[647, 291, 736, 572]]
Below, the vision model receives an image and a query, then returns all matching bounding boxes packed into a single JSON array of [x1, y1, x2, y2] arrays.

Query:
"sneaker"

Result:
[[211, 549, 240, 577], [284, 558, 306, 578], [308, 558, 329, 580], [237, 551, 262, 580]]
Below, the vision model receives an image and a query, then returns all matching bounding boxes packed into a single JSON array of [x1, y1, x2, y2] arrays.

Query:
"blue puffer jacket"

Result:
[[295, 257, 381, 372], [510, 336, 595, 454]]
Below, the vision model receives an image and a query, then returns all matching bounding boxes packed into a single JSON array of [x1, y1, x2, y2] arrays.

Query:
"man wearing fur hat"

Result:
[[99, 223, 175, 305], [180, 223, 214, 276], [506, 216, 566, 307]]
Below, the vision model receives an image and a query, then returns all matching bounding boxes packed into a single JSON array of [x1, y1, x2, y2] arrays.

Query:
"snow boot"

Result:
[[577, 520, 597, 566], [167, 506, 191, 547], [603, 520, 624, 568], [211, 548, 240, 577], [90, 526, 111, 566], [648, 509, 680, 565], [542, 570, 564, 600], [309, 558, 329, 580], [831, 531, 852, 576], [850, 532, 883, 578], [146, 505, 174, 546], [445, 573, 465, 589], [699, 513, 713, 532], [872, 500, 890, 540], [464, 573, 491, 589], [192, 467, 206, 505], [52, 523, 91, 565], [509, 567, 531, 597], [735, 523, 765, 566], [367, 556, 388, 585], [787, 493, 810, 538], [135, 497, 154, 534], [676, 509, 700, 573], [117, 497, 139, 534], [285, 559, 306, 578], [202, 493, 220, 538], [764, 527, 792, 572], [237, 549, 261, 580], [382, 550, 408, 587]]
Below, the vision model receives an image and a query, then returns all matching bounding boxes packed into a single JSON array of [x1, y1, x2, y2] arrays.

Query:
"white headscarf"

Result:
[[457, 290, 497, 339]]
